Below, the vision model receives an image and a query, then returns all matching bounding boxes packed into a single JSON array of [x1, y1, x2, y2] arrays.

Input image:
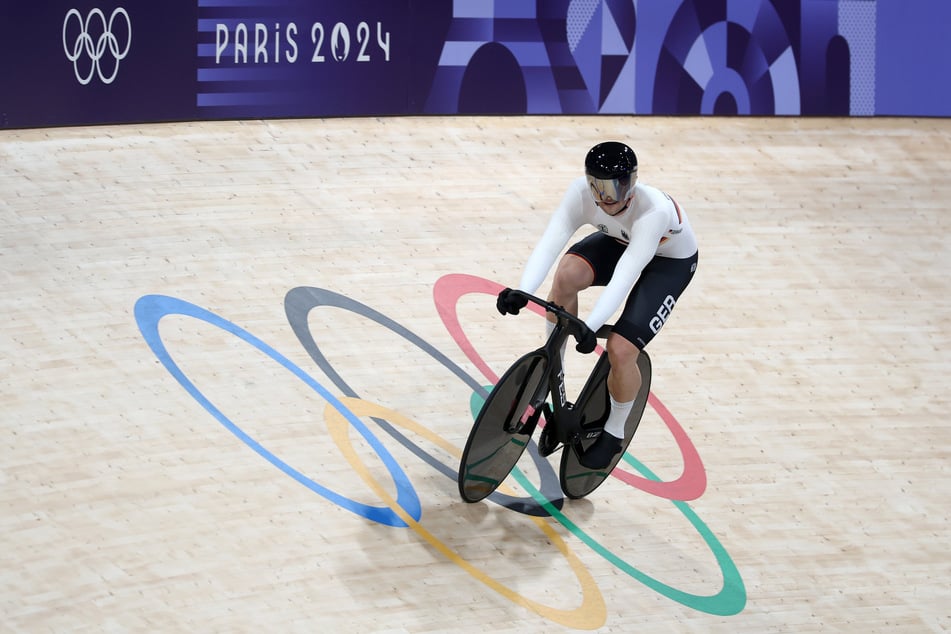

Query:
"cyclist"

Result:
[[497, 141, 698, 469]]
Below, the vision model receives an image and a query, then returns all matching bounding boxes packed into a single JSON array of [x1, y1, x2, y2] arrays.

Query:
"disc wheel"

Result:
[[458, 351, 549, 503]]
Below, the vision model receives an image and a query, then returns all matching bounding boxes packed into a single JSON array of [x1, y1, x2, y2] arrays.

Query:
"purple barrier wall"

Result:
[[1, 0, 949, 129]]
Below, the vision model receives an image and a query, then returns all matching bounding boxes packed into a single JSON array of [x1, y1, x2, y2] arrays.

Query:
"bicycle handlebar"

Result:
[[505, 289, 594, 344]]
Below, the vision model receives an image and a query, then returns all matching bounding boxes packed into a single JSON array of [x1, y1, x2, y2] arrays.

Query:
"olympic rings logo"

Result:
[[62, 7, 132, 85], [134, 273, 746, 627]]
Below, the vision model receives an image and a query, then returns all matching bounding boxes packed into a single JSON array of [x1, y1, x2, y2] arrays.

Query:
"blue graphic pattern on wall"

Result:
[[424, 0, 877, 116]]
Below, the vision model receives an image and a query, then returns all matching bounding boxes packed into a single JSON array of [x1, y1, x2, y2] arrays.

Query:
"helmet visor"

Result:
[[586, 172, 635, 205]]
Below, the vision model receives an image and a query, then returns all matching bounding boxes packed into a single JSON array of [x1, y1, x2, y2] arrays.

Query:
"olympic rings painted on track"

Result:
[[433, 273, 707, 501], [134, 277, 747, 621]]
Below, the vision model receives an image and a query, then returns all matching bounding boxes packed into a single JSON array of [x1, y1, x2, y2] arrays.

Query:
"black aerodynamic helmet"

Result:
[[584, 141, 638, 205]]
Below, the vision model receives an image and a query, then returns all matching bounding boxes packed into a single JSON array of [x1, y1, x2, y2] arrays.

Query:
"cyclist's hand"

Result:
[[575, 324, 597, 354], [496, 288, 528, 315]]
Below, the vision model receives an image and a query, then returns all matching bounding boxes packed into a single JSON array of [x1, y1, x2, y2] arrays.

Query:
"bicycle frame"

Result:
[[506, 292, 608, 455]]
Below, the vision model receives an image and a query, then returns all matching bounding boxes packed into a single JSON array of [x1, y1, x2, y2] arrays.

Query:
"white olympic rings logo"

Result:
[[62, 8, 132, 85]]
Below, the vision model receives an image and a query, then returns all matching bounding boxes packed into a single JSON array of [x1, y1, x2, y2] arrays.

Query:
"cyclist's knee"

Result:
[[606, 334, 640, 368]]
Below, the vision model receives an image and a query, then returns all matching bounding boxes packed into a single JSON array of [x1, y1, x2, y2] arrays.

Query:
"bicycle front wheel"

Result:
[[458, 351, 549, 503]]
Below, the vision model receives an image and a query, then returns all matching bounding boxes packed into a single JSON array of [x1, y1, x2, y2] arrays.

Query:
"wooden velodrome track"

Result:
[[2, 115, 948, 632]]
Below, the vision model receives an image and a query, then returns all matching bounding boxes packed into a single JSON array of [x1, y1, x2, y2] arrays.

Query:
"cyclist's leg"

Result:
[[548, 247, 596, 315], [538, 235, 621, 452], [581, 251, 699, 468], [605, 335, 641, 401]]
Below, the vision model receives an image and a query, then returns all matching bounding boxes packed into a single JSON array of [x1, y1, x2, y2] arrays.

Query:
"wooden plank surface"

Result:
[[1, 115, 948, 632]]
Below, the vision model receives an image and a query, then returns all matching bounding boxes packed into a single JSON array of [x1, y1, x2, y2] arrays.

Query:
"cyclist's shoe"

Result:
[[578, 431, 623, 470]]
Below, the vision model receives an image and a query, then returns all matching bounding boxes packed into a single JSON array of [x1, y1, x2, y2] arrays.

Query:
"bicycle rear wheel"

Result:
[[458, 351, 549, 503], [560, 350, 652, 499]]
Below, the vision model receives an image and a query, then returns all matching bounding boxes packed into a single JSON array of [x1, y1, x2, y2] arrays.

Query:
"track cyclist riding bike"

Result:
[[497, 141, 699, 470]]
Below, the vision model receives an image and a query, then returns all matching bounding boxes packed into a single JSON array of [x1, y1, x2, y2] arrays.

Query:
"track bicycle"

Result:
[[457, 290, 651, 502]]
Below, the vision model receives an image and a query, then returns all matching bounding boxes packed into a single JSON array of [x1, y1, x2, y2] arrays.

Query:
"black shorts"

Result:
[[566, 233, 698, 349]]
